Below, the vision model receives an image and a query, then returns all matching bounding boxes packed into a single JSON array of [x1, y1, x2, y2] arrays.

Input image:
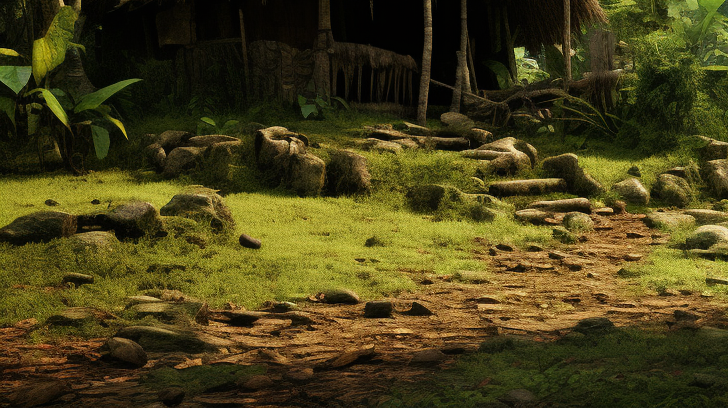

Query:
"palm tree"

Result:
[[417, 0, 433, 126]]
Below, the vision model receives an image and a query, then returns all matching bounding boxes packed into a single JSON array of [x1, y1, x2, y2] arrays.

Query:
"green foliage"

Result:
[[31, 6, 78, 86], [141, 365, 266, 396], [297, 94, 351, 119], [0, 65, 31, 94], [197, 116, 240, 135]]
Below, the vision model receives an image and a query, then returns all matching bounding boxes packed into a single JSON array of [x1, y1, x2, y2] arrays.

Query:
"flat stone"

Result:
[[46, 307, 98, 327], [410, 348, 447, 364], [67, 231, 119, 252], [238, 375, 274, 391], [158, 387, 185, 407], [594, 207, 615, 216], [105, 337, 148, 368], [115, 325, 222, 353], [7, 381, 70, 407], [329, 346, 376, 368], [129, 302, 204, 323], [364, 301, 393, 318], [405, 302, 434, 316], [514, 209, 554, 225], [320, 288, 360, 304], [573, 317, 615, 335], [684, 209, 728, 225], [0, 211, 77, 245], [624, 253, 643, 261], [643, 212, 696, 230], [62, 273, 94, 287]]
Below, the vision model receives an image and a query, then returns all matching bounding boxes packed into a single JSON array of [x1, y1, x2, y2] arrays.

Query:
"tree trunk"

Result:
[[313, 0, 333, 97], [450, 0, 468, 113], [417, 0, 433, 126], [563, 0, 571, 90]]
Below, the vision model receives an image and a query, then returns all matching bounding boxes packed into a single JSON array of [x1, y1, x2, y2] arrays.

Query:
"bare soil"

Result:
[[3, 212, 728, 407]]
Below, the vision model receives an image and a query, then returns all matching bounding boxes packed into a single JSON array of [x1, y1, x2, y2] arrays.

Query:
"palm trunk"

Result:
[[450, 0, 468, 112], [417, 0, 433, 126], [313, 0, 333, 97], [563, 0, 571, 90]]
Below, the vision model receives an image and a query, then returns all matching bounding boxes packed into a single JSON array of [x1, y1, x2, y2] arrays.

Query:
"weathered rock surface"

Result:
[[683, 209, 728, 225], [162, 147, 205, 178], [651, 173, 692, 208], [67, 231, 119, 252], [326, 150, 371, 196], [145, 143, 166, 170], [643, 212, 696, 230], [155, 130, 194, 152], [552, 227, 578, 244], [105, 337, 148, 368], [0, 211, 77, 245], [541, 153, 604, 196], [573, 317, 615, 334], [514, 209, 554, 225], [107, 201, 163, 239], [440, 112, 475, 129], [255, 126, 307, 173], [613, 178, 650, 205], [7, 381, 70, 408], [488, 178, 566, 197], [527, 197, 592, 214], [563, 212, 594, 231], [410, 348, 447, 364], [355, 138, 403, 154], [699, 136, 728, 161], [364, 301, 393, 318], [239, 233, 262, 249], [201, 141, 243, 182], [286, 153, 326, 197], [685, 225, 728, 250], [703, 159, 728, 199], [62, 273, 94, 287], [462, 137, 534, 175], [320, 288, 360, 304], [160, 187, 235, 232], [115, 325, 225, 353], [186, 135, 240, 147]]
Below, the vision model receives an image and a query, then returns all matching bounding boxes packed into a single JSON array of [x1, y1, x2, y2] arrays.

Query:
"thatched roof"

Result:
[[511, 0, 608, 52]]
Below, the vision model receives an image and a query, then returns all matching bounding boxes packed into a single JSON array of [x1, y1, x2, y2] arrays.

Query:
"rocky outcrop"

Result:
[[541, 153, 604, 197], [685, 225, 728, 250], [613, 178, 649, 206], [160, 187, 235, 232], [0, 211, 77, 245], [703, 159, 728, 199], [106, 201, 163, 239], [255, 126, 324, 196], [326, 150, 371, 196], [651, 174, 692, 208], [462, 137, 536, 176]]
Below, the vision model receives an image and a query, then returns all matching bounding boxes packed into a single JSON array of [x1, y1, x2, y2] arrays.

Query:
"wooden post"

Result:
[[238, 8, 250, 95], [563, 0, 571, 90], [417, 0, 433, 126]]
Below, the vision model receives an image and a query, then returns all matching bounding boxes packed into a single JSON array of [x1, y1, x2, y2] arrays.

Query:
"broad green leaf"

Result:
[[297, 94, 307, 107], [223, 119, 239, 128], [331, 96, 351, 110], [314, 96, 328, 108], [94, 106, 129, 139], [699, 0, 725, 13], [0, 66, 32, 94], [32, 6, 78, 85], [0, 96, 16, 130], [0, 48, 21, 57], [90, 125, 110, 159], [74, 78, 142, 113], [68, 42, 86, 53], [27, 88, 71, 131], [199, 116, 216, 126], [301, 104, 318, 118], [702, 65, 728, 70]]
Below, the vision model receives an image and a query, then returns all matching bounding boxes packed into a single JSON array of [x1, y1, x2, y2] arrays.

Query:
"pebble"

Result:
[[45, 199, 60, 206], [158, 387, 185, 407], [62, 273, 94, 287], [106, 337, 148, 368], [410, 349, 446, 364], [239, 233, 262, 249]]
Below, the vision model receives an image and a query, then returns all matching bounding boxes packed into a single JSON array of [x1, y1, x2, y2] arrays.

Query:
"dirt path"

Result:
[[3, 212, 728, 407]]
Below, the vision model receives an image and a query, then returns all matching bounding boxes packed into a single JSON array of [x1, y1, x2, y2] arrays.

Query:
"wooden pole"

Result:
[[238, 8, 251, 95], [450, 0, 468, 113], [417, 0, 433, 126], [313, 0, 332, 97], [563, 0, 571, 91]]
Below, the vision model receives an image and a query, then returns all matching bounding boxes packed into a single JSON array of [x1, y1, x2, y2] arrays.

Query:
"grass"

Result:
[[381, 328, 728, 408]]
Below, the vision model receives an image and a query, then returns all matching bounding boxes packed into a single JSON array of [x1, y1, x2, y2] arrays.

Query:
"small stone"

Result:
[[158, 387, 185, 407], [573, 317, 614, 335], [7, 381, 70, 408], [321, 288, 360, 304], [627, 165, 641, 177], [706, 277, 728, 285], [46, 307, 97, 327], [239, 233, 262, 249], [91, 199, 101, 205], [238, 375, 273, 391], [329, 346, 376, 368], [405, 302, 434, 316], [410, 349, 446, 364], [527, 245, 544, 252], [364, 301, 393, 318], [563, 212, 594, 231], [106, 337, 148, 368], [286, 367, 315, 382], [495, 243, 514, 251], [594, 207, 615, 216], [553, 227, 578, 244], [610, 200, 627, 214], [548, 251, 567, 260], [271, 301, 298, 313], [624, 253, 643, 261], [62, 273, 94, 287], [45, 199, 60, 206]]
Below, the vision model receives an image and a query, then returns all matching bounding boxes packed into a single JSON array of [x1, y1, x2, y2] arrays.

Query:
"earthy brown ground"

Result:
[[3, 212, 728, 408]]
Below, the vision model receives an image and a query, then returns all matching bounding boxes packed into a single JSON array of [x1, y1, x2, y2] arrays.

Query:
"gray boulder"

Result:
[[163, 147, 205, 178], [651, 174, 692, 208], [156, 130, 194, 152], [115, 325, 228, 353], [643, 212, 696, 230], [67, 231, 119, 252], [160, 187, 235, 232], [107, 201, 163, 239], [440, 111, 475, 129], [527, 197, 592, 214], [105, 337, 148, 368], [685, 225, 728, 250], [683, 209, 728, 225], [703, 159, 728, 199], [541, 153, 604, 197], [145, 143, 166, 170], [286, 153, 326, 197], [0, 211, 77, 245], [327, 150, 371, 196], [563, 212, 594, 231], [462, 137, 534, 176], [699, 136, 728, 161], [613, 178, 650, 205]]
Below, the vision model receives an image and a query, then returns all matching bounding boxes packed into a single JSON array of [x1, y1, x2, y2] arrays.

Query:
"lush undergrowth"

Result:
[[381, 328, 728, 408]]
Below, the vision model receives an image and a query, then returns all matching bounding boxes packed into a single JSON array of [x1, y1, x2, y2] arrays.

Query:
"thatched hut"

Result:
[[96, 0, 607, 107]]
